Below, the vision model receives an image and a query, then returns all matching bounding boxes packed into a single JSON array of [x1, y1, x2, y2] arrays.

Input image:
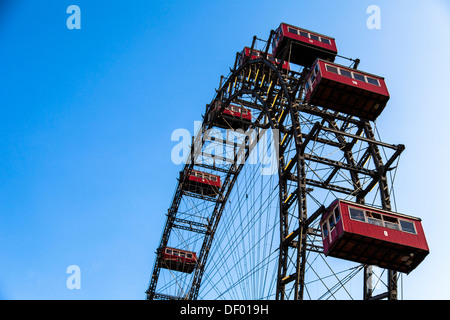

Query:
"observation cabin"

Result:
[[305, 59, 390, 121], [272, 23, 337, 67], [321, 199, 429, 274], [183, 169, 221, 197], [208, 101, 252, 131], [160, 247, 197, 274], [238, 46, 291, 70]]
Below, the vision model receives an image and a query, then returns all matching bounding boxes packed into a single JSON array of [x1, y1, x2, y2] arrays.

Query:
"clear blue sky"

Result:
[[0, 0, 449, 299]]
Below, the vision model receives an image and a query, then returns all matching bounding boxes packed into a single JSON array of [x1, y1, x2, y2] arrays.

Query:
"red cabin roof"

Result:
[[272, 23, 337, 67], [238, 46, 291, 70], [305, 59, 390, 121], [321, 199, 429, 274]]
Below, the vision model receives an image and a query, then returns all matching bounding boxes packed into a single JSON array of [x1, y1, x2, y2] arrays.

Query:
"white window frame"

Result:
[[348, 206, 417, 235]]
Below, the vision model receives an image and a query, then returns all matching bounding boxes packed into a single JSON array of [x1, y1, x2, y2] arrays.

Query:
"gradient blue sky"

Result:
[[0, 0, 449, 299]]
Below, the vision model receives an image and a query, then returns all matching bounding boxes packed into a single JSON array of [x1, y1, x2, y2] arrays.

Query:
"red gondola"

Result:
[[320, 199, 429, 274], [209, 101, 252, 130], [238, 46, 291, 70], [305, 59, 390, 121], [160, 247, 197, 273], [184, 169, 221, 197], [221, 104, 251, 122], [272, 23, 337, 67]]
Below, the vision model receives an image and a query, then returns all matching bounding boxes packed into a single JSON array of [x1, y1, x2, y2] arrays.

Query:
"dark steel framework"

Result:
[[146, 30, 404, 300]]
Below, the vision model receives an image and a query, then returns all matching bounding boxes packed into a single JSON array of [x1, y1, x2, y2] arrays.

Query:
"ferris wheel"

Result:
[[145, 22, 429, 300]]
